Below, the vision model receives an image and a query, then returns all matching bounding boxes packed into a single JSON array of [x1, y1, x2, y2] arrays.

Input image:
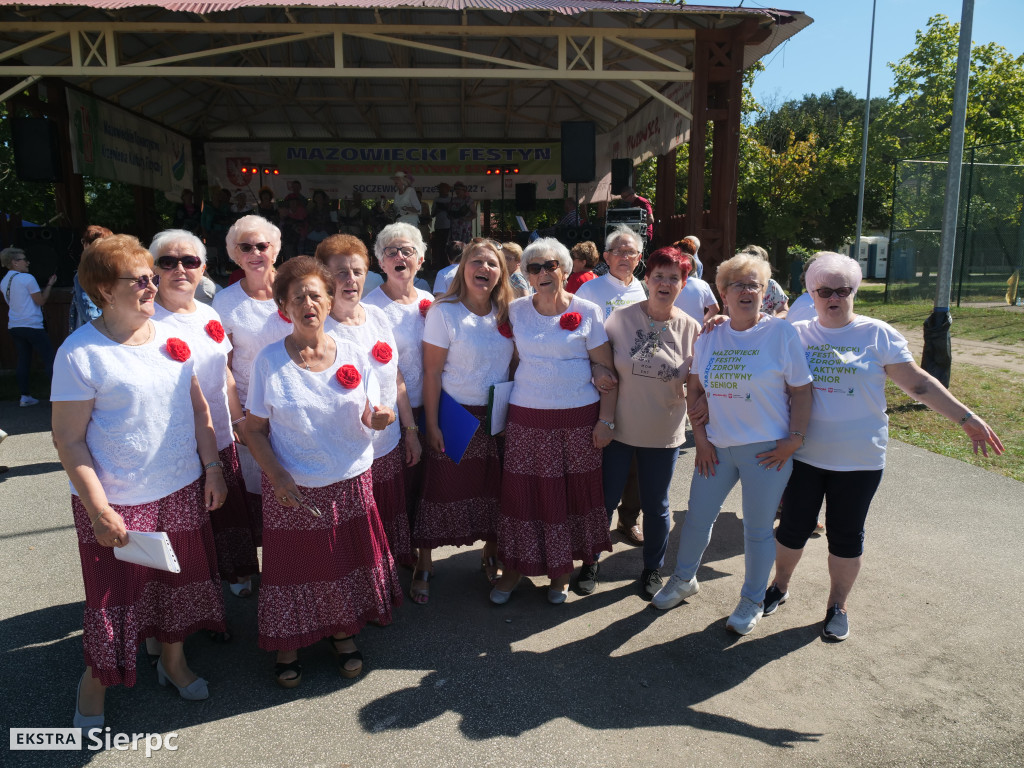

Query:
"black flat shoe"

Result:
[[274, 659, 302, 688], [329, 635, 364, 679]]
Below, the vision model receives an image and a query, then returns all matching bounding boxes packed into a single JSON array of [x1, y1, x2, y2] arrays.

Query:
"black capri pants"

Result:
[[776, 459, 883, 558]]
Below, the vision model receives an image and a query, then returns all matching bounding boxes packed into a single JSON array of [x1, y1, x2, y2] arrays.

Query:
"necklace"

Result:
[[645, 311, 670, 354], [101, 316, 152, 346]]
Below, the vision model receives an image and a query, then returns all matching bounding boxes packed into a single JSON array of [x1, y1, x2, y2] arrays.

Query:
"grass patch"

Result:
[[854, 283, 1024, 346], [885, 362, 1023, 483]]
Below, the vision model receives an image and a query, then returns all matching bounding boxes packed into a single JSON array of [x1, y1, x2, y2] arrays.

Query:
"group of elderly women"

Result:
[[52, 212, 1002, 730]]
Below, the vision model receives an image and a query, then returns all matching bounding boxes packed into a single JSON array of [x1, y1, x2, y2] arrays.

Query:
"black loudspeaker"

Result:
[[14, 227, 78, 287], [561, 121, 596, 183], [12, 118, 63, 183], [515, 183, 537, 210], [611, 158, 633, 195]]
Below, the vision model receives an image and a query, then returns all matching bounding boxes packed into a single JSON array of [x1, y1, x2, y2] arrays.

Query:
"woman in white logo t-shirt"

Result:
[[651, 252, 813, 638], [1, 246, 57, 406], [763, 252, 1003, 642]]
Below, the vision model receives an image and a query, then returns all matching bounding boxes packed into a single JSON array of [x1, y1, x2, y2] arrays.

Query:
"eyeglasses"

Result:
[[11, 255, 27, 262], [235, 241, 272, 254], [728, 281, 763, 293], [814, 287, 854, 299], [525, 260, 561, 275], [118, 274, 160, 290], [609, 247, 639, 258], [382, 246, 418, 259], [156, 255, 203, 271]]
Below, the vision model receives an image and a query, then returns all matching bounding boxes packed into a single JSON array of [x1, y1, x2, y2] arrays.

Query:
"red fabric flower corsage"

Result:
[[205, 319, 225, 343], [371, 341, 393, 364], [165, 338, 191, 362], [497, 322, 513, 339], [419, 299, 432, 317], [336, 364, 361, 389], [559, 312, 582, 331], [277, 309, 292, 324]]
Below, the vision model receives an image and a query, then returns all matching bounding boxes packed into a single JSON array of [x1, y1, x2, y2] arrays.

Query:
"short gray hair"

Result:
[[149, 229, 207, 264], [523, 237, 572, 274], [805, 251, 862, 295], [225, 214, 282, 264], [374, 222, 426, 267], [0, 247, 26, 270], [604, 225, 642, 253]]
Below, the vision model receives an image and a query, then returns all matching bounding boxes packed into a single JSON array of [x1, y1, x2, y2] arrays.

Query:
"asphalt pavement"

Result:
[[2, 399, 1021, 768]]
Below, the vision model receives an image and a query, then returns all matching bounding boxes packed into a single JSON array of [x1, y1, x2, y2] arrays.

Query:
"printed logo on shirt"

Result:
[[702, 349, 759, 393], [805, 343, 861, 392]]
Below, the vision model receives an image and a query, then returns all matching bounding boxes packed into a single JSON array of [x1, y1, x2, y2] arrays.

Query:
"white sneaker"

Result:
[[0, 428, 7, 444], [726, 596, 764, 635], [651, 574, 700, 611], [19, 395, 39, 407]]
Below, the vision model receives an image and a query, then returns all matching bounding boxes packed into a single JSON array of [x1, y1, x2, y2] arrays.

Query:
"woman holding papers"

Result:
[[151, 229, 259, 604], [762, 252, 1003, 641], [52, 235, 227, 730], [244, 257, 401, 687], [316, 233, 421, 568], [491, 237, 615, 605], [586, 247, 701, 598], [416, 238, 515, 604]]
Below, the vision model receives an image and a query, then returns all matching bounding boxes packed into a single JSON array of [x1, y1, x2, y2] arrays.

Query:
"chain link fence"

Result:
[[887, 140, 1024, 305]]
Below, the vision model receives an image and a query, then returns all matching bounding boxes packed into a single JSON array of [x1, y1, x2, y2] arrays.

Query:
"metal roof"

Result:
[[1, 3, 811, 143]]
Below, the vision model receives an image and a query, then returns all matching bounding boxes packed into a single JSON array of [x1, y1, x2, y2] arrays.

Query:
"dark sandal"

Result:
[[274, 659, 302, 688], [481, 556, 502, 584], [410, 569, 432, 605], [206, 629, 232, 643], [329, 635, 364, 679]]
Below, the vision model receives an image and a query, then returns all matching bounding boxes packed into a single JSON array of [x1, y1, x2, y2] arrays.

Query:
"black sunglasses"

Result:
[[814, 287, 853, 299], [236, 241, 272, 254], [118, 274, 160, 290], [525, 260, 560, 275], [156, 255, 203, 271]]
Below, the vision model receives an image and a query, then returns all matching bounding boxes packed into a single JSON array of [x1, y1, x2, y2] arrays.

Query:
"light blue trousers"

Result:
[[671, 441, 792, 604]]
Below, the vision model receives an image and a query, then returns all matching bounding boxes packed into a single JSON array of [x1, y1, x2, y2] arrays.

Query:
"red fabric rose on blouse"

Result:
[[419, 299, 432, 318], [277, 309, 292, 324], [165, 338, 191, 362], [559, 312, 582, 331], [205, 319, 225, 343], [497, 322, 513, 339], [371, 341, 393, 364], [336, 364, 361, 389]]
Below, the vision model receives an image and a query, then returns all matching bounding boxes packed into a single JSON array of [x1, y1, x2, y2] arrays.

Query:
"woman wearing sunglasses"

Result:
[[244, 256, 401, 687], [51, 235, 227, 731], [417, 238, 515, 603], [151, 230, 259, 608], [652, 251, 813, 637], [212, 215, 292, 527], [491, 237, 615, 605], [363, 223, 436, 591], [762, 252, 1003, 641]]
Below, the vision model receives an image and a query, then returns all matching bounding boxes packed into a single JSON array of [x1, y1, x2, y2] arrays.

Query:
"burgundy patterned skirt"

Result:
[[498, 403, 612, 578], [372, 442, 415, 567], [415, 404, 500, 549], [72, 478, 226, 688], [257, 472, 403, 651], [209, 444, 260, 582], [403, 406, 425, 524], [235, 443, 264, 545]]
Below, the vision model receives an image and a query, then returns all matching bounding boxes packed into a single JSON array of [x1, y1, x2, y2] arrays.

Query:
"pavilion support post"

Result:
[[653, 147, 677, 248]]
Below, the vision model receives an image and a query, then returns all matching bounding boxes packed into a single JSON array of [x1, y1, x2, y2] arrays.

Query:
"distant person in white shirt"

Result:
[[575, 225, 647, 321], [1, 246, 57, 406], [433, 240, 464, 296], [672, 239, 719, 324]]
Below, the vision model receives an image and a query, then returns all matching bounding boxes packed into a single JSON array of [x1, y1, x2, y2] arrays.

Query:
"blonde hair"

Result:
[[714, 254, 772, 296], [436, 238, 514, 325]]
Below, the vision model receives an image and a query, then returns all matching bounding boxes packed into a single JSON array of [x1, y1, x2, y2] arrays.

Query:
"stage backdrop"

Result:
[[66, 90, 193, 200]]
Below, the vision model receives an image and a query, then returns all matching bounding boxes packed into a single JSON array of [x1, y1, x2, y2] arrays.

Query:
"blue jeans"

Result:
[[602, 440, 681, 570], [8, 326, 53, 397], [671, 441, 792, 604]]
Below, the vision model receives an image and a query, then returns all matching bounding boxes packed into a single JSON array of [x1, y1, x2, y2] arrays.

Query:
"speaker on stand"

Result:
[[11, 118, 63, 183]]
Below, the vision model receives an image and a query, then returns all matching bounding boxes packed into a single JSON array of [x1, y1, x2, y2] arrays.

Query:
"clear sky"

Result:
[[746, 0, 1024, 107]]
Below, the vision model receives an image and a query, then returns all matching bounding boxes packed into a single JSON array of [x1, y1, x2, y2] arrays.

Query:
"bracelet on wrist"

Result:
[[598, 419, 615, 430], [789, 430, 805, 440], [959, 411, 973, 425], [231, 416, 246, 426], [403, 424, 419, 433], [203, 460, 225, 472]]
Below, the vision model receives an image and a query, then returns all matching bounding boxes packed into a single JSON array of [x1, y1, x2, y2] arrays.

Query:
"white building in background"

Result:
[[843, 235, 889, 279]]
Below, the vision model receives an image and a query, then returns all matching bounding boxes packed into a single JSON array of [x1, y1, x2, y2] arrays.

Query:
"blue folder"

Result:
[[416, 390, 480, 465]]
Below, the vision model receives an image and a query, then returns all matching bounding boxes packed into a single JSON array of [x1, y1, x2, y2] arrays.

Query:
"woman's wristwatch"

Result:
[[598, 419, 615, 430]]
